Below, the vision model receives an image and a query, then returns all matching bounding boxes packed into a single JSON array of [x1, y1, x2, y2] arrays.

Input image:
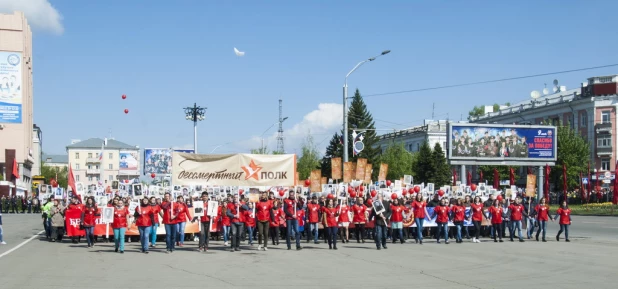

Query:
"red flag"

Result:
[[509, 167, 515, 186], [479, 171, 484, 183], [527, 167, 533, 175], [562, 163, 568, 203], [452, 169, 457, 186], [544, 164, 550, 203], [12, 158, 19, 178], [595, 169, 600, 192], [587, 163, 591, 203], [467, 171, 472, 185], [68, 164, 80, 202], [493, 168, 499, 189]]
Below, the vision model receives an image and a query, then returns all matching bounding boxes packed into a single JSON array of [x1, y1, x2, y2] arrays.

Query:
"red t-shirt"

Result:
[[227, 203, 245, 223], [337, 205, 350, 223], [296, 209, 305, 227], [135, 206, 153, 227], [488, 206, 503, 224], [220, 206, 230, 226], [151, 204, 161, 224], [306, 203, 321, 223], [173, 203, 192, 224], [508, 204, 524, 221], [112, 206, 129, 229], [160, 201, 173, 225], [352, 204, 367, 223], [322, 207, 338, 227], [451, 205, 465, 222], [283, 199, 297, 220], [390, 205, 405, 222], [243, 209, 256, 228], [411, 201, 426, 219], [434, 206, 450, 223], [199, 203, 210, 222], [556, 208, 571, 225], [535, 205, 550, 221], [270, 207, 283, 227], [256, 201, 272, 222], [82, 206, 98, 227], [470, 203, 484, 221]]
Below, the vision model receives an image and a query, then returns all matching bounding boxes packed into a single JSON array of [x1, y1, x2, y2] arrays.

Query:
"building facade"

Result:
[[66, 138, 140, 188], [376, 120, 456, 153], [42, 154, 68, 170], [469, 74, 618, 187], [0, 12, 34, 195], [32, 124, 42, 176]]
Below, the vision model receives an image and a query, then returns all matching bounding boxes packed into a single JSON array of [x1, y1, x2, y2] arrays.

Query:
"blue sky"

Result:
[[3, 0, 618, 155]]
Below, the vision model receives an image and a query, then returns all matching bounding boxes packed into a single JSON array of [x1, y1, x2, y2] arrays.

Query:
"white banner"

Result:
[[172, 152, 296, 186]]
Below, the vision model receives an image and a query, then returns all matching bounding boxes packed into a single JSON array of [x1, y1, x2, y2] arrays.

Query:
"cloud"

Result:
[[0, 0, 64, 34]]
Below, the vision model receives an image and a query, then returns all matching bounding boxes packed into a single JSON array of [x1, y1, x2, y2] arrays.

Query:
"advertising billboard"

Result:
[[0, 51, 22, 123], [144, 148, 194, 175], [448, 123, 557, 166], [119, 151, 139, 171]]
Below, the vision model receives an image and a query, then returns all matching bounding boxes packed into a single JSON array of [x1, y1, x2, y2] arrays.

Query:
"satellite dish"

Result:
[[553, 87, 558, 93], [531, 90, 541, 99], [542, 88, 549, 95], [553, 79, 559, 86]]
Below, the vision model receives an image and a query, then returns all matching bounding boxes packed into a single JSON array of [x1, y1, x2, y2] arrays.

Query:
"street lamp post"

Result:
[[343, 50, 391, 165], [184, 103, 207, 153]]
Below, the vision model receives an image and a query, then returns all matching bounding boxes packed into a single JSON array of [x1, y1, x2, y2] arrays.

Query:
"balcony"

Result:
[[595, 122, 612, 134], [86, 169, 100, 175], [86, 158, 101, 163], [596, 146, 613, 156]]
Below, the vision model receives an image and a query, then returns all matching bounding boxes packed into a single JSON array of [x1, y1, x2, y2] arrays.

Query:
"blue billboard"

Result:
[[0, 52, 22, 123], [448, 124, 557, 163], [144, 148, 194, 175]]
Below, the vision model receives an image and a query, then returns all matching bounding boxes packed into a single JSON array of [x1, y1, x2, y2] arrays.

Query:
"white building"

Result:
[[42, 154, 68, 170], [66, 138, 140, 188], [32, 124, 42, 176], [376, 120, 462, 153]]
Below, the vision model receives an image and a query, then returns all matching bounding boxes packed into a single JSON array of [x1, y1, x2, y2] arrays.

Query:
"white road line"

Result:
[[0, 230, 44, 259]]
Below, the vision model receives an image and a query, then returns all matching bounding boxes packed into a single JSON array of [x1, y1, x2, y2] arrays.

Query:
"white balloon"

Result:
[[233, 47, 245, 57]]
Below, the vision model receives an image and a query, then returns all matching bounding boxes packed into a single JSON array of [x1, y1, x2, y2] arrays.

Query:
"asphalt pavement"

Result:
[[0, 213, 617, 289]]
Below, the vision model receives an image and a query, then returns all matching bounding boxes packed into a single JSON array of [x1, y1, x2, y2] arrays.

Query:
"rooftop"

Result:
[[42, 154, 68, 164], [378, 120, 464, 140], [66, 138, 138, 150]]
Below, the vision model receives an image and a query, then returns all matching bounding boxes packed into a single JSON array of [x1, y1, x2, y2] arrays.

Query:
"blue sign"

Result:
[[0, 51, 23, 123], [448, 124, 557, 162], [582, 178, 588, 185]]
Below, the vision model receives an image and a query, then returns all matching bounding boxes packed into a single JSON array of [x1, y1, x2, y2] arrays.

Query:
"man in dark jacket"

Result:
[[369, 194, 391, 250], [523, 196, 537, 239]]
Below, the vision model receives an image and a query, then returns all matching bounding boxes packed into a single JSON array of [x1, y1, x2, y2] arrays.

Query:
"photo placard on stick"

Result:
[[403, 175, 413, 185], [207, 201, 218, 216], [193, 201, 205, 217], [331, 157, 342, 180], [364, 164, 373, 184], [343, 162, 353, 183], [310, 170, 322, 193], [102, 207, 114, 223], [378, 163, 388, 181], [525, 174, 537, 197], [355, 158, 367, 182]]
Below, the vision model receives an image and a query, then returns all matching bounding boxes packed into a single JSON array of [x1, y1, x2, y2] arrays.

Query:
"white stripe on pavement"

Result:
[[0, 230, 44, 259]]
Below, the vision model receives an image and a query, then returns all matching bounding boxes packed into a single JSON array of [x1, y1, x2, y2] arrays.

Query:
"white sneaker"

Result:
[[263, 247, 268, 251], [224, 241, 228, 246], [475, 239, 481, 243], [257, 245, 262, 251], [0, 241, 6, 245]]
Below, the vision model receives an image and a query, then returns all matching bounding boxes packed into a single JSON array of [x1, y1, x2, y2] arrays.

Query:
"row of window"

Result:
[[404, 141, 447, 152], [73, 175, 115, 182], [74, 152, 114, 159], [74, 164, 114, 170]]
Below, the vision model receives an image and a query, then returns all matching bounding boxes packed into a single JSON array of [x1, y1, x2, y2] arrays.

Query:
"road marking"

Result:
[[0, 230, 44, 259]]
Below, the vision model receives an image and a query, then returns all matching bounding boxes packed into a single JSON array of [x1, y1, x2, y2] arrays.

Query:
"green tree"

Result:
[[380, 142, 416, 181], [468, 103, 511, 118], [251, 147, 269, 154], [432, 142, 451, 186], [346, 89, 380, 179], [41, 163, 68, 188], [477, 165, 519, 185], [549, 123, 589, 191], [320, 132, 343, 178], [297, 134, 321, 180], [413, 142, 435, 184]]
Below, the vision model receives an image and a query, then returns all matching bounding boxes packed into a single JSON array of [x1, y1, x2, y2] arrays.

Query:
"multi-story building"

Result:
[[0, 11, 34, 196], [468, 74, 618, 187], [376, 120, 458, 153], [42, 154, 68, 170], [32, 124, 42, 176], [66, 138, 140, 188]]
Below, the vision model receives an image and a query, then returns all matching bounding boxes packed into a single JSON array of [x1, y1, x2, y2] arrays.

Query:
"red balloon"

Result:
[[304, 179, 311, 187], [348, 187, 354, 194], [327, 194, 335, 200], [370, 190, 377, 198], [414, 186, 421, 193], [408, 188, 415, 195], [239, 189, 244, 195], [50, 179, 58, 188], [122, 94, 127, 100], [402, 189, 408, 196], [349, 191, 357, 198], [386, 180, 392, 187], [150, 173, 155, 178], [278, 190, 285, 197], [497, 195, 504, 202], [124, 109, 129, 114], [391, 193, 398, 200], [470, 184, 477, 191], [359, 186, 365, 192], [438, 190, 445, 197], [366, 199, 373, 207]]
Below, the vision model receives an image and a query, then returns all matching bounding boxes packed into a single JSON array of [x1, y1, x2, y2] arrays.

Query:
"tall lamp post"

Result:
[[184, 103, 207, 153], [343, 50, 391, 165]]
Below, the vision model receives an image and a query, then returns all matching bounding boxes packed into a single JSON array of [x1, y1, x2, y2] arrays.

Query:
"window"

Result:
[[597, 136, 611, 147], [443, 142, 447, 149], [95, 176, 100, 181], [108, 164, 113, 170], [95, 165, 99, 170], [108, 153, 113, 159], [602, 111, 611, 124], [602, 158, 610, 171], [76, 175, 80, 181], [88, 176, 93, 181], [416, 143, 420, 151], [581, 112, 587, 127], [109, 175, 113, 181], [88, 153, 92, 158], [75, 164, 80, 170], [87, 165, 92, 170], [75, 152, 80, 159]]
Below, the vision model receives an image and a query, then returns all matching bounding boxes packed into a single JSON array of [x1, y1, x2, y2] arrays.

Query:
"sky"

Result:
[[2, 0, 618, 157]]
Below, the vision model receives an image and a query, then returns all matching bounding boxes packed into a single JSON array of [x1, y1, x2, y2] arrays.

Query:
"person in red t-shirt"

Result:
[[554, 201, 572, 242], [220, 200, 231, 246], [306, 196, 321, 244], [149, 196, 161, 248], [256, 193, 273, 251], [337, 198, 351, 243], [191, 192, 211, 252], [270, 200, 284, 246], [507, 197, 527, 242], [283, 191, 303, 251], [322, 199, 339, 250], [390, 198, 407, 244], [80, 197, 100, 248], [468, 196, 484, 243], [111, 199, 129, 253], [487, 199, 505, 242], [534, 197, 553, 242], [159, 193, 178, 253], [352, 197, 368, 243], [431, 198, 451, 244], [243, 202, 256, 246], [227, 195, 249, 252], [174, 196, 193, 247], [134, 197, 154, 253], [411, 194, 430, 244], [451, 199, 466, 243]]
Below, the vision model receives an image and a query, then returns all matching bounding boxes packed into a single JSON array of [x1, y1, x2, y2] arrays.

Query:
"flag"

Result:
[[493, 168, 499, 189], [562, 163, 567, 203], [509, 167, 515, 186], [467, 171, 472, 186], [479, 171, 484, 183], [98, 142, 104, 160], [68, 164, 80, 202], [452, 169, 457, 186], [12, 158, 19, 178], [544, 164, 550, 203], [587, 163, 591, 203]]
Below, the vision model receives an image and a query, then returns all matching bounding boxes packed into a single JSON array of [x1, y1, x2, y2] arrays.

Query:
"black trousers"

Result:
[[230, 222, 243, 248], [354, 223, 365, 241], [199, 221, 210, 248]]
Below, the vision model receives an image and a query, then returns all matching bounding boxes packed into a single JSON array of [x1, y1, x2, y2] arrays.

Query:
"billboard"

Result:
[[144, 148, 194, 175], [0, 51, 22, 123], [448, 123, 557, 165], [119, 151, 139, 171]]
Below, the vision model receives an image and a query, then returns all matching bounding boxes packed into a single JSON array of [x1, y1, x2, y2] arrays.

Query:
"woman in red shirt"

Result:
[[487, 199, 504, 242], [134, 198, 154, 253], [411, 194, 430, 245], [468, 196, 484, 243], [451, 198, 466, 243], [337, 198, 350, 243], [173, 196, 192, 247], [243, 202, 256, 246], [534, 197, 553, 242], [390, 198, 407, 244], [112, 199, 129, 253], [149, 196, 160, 248], [352, 197, 368, 243], [322, 199, 339, 250], [554, 201, 572, 242], [431, 198, 451, 244], [219, 200, 231, 246], [256, 193, 272, 251], [81, 197, 99, 248], [269, 200, 283, 246]]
